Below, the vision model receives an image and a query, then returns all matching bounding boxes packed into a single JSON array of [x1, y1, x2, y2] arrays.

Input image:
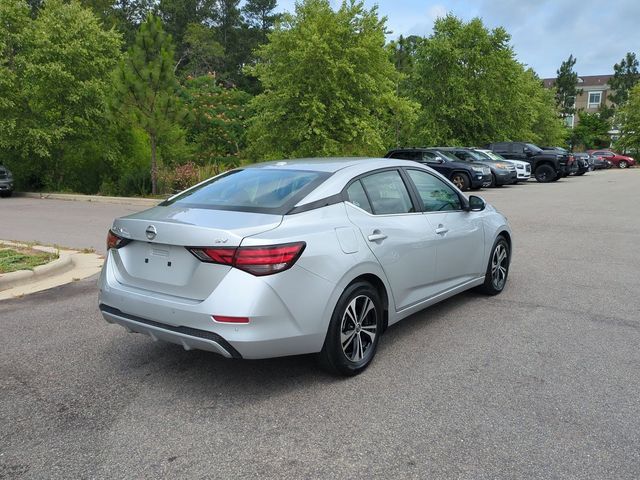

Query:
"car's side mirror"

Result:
[[467, 195, 486, 212], [434, 157, 444, 164]]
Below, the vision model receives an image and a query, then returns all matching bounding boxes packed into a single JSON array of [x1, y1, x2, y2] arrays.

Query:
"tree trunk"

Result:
[[150, 133, 158, 195]]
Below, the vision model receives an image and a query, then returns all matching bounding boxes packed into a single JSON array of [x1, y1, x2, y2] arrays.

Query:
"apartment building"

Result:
[[542, 74, 613, 128]]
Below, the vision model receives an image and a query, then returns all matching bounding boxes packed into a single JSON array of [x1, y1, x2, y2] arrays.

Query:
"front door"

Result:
[[404, 169, 485, 294], [344, 169, 440, 311]]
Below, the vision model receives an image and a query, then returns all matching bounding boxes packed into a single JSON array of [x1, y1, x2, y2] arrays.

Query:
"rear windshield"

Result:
[[162, 168, 330, 214]]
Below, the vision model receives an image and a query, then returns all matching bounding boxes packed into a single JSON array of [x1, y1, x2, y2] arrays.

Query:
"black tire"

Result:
[[551, 174, 561, 182], [576, 171, 586, 176], [534, 164, 556, 183], [476, 236, 510, 296], [319, 281, 383, 376], [450, 172, 471, 191], [489, 173, 496, 187], [0, 191, 12, 198], [619, 160, 628, 169]]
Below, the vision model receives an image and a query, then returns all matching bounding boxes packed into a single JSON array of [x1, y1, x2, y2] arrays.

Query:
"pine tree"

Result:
[[243, 0, 279, 37], [608, 52, 639, 107], [114, 14, 185, 194], [555, 54, 581, 118]]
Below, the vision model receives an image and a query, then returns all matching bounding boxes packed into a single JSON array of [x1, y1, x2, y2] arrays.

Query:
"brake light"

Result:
[[107, 230, 131, 250], [188, 242, 306, 276]]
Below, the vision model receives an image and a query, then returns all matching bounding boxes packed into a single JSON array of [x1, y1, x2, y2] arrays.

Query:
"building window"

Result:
[[588, 91, 602, 109]]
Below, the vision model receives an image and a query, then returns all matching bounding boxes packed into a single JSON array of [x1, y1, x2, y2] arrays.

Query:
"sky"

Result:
[[274, 0, 640, 79]]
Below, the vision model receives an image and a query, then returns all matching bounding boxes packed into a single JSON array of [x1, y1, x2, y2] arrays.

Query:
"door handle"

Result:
[[367, 231, 388, 242], [435, 225, 449, 235]]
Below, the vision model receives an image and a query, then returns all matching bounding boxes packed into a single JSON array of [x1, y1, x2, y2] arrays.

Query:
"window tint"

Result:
[[164, 168, 328, 213], [389, 151, 421, 161], [346, 180, 372, 213], [407, 169, 462, 212], [360, 170, 414, 215], [493, 143, 510, 153]]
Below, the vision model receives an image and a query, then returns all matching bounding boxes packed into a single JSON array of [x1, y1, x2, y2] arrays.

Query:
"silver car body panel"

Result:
[[99, 158, 512, 359]]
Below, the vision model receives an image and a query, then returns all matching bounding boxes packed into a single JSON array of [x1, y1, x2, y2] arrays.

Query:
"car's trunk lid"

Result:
[[110, 205, 282, 300]]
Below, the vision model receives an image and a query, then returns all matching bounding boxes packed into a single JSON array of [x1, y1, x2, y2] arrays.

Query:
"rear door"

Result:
[[404, 169, 485, 293], [344, 169, 439, 310]]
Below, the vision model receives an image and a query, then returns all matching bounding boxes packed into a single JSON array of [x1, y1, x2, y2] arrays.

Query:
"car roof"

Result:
[[244, 157, 394, 173]]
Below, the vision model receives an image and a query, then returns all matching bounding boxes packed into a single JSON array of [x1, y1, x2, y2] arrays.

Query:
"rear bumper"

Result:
[[100, 304, 242, 358], [97, 251, 333, 359], [494, 171, 517, 185]]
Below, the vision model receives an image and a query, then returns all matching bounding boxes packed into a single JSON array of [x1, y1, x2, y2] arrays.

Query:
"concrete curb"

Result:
[[0, 241, 104, 300], [15, 192, 162, 207], [0, 244, 72, 291]]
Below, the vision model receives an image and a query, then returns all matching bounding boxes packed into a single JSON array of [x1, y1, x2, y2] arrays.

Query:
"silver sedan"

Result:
[[98, 158, 512, 375]]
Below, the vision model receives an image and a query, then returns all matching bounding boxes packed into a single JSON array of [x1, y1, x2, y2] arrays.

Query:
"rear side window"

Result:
[[494, 143, 511, 153], [407, 169, 462, 212], [389, 151, 421, 161], [346, 181, 372, 213], [360, 170, 414, 215], [163, 168, 330, 213]]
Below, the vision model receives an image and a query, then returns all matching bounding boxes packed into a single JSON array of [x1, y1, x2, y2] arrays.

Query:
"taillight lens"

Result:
[[212, 315, 250, 324], [107, 230, 131, 250], [188, 242, 306, 276]]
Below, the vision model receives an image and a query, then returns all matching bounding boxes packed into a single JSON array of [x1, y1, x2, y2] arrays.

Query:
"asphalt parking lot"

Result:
[[1, 169, 639, 479]]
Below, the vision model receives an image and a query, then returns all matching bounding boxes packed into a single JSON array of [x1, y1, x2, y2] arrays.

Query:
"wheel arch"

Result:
[[346, 273, 390, 333]]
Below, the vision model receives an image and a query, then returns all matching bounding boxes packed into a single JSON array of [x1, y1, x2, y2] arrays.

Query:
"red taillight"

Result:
[[107, 230, 130, 250], [188, 242, 306, 276], [212, 315, 250, 324]]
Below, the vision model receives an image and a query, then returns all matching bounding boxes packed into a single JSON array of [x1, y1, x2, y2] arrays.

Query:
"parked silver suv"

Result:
[[0, 166, 14, 197]]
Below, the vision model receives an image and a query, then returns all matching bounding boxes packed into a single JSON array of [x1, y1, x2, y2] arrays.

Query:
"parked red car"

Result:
[[587, 150, 636, 169]]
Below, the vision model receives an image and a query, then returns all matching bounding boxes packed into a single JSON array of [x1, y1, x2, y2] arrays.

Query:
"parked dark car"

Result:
[[488, 142, 571, 182], [0, 165, 14, 197], [436, 147, 518, 187], [385, 148, 492, 191], [571, 153, 591, 175], [587, 150, 636, 169], [590, 154, 609, 170]]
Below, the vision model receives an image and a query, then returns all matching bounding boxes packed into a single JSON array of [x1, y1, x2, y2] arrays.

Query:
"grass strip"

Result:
[[0, 248, 59, 274]]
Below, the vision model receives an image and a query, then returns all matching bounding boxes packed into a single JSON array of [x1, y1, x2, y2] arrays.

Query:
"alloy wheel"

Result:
[[491, 244, 508, 290], [340, 295, 377, 362], [619, 161, 628, 169], [452, 175, 464, 189]]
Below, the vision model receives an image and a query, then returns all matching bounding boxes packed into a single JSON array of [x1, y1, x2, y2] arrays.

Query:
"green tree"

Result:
[[181, 74, 252, 171], [520, 69, 567, 146], [243, 0, 279, 41], [615, 83, 640, 156], [246, 0, 416, 159], [0, 0, 31, 158], [570, 112, 610, 150], [81, 0, 156, 47], [407, 15, 529, 145], [554, 54, 581, 118], [1, 0, 122, 190], [608, 52, 639, 107], [179, 23, 225, 77], [113, 14, 185, 194]]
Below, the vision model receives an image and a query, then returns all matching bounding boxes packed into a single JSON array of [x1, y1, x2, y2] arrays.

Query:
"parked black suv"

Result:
[[435, 147, 518, 187], [488, 142, 571, 183], [385, 148, 492, 191]]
